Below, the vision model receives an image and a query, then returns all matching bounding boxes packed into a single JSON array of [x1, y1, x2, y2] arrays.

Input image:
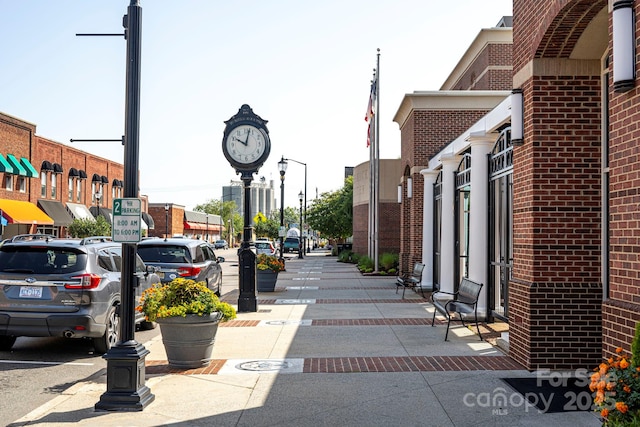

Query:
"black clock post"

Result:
[[222, 105, 271, 313], [238, 170, 257, 312]]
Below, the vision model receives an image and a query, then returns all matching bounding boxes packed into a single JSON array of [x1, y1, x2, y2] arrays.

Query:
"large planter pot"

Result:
[[257, 269, 279, 292], [156, 312, 223, 369]]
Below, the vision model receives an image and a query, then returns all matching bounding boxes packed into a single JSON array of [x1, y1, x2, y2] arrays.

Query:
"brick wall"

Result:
[[509, 73, 603, 368], [455, 44, 513, 91], [34, 136, 124, 208], [352, 202, 400, 257], [607, 9, 640, 354]]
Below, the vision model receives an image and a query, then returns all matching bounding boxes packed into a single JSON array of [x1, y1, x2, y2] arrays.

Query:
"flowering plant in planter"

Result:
[[590, 324, 640, 426], [136, 277, 236, 322], [256, 253, 285, 273]]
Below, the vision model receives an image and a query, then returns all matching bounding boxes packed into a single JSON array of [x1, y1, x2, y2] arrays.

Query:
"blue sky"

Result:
[[1, 0, 512, 210]]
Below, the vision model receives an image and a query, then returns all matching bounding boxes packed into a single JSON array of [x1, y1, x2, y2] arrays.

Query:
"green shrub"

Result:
[[379, 253, 399, 271], [358, 255, 373, 270], [633, 322, 640, 368], [337, 250, 352, 262]]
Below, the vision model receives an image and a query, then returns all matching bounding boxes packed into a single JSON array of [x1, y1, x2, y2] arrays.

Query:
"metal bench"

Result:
[[396, 262, 425, 298], [430, 278, 483, 341]]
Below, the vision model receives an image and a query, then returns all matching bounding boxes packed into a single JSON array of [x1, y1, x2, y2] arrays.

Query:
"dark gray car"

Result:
[[137, 238, 224, 295], [0, 235, 161, 353]]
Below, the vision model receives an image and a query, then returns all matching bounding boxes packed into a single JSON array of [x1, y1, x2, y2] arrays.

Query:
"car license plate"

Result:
[[19, 286, 43, 298]]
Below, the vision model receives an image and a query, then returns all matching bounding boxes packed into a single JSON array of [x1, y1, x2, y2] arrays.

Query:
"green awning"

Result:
[[20, 157, 38, 178], [6, 154, 26, 176], [0, 154, 15, 174]]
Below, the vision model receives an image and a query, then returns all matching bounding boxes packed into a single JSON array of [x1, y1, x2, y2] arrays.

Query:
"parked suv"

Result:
[[137, 238, 224, 295], [214, 239, 229, 250], [283, 237, 300, 253], [0, 235, 161, 353]]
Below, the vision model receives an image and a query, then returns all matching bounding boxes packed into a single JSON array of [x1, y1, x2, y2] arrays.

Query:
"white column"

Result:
[[420, 169, 439, 292], [439, 154, 460, 294], [468, 137, 494, 319]]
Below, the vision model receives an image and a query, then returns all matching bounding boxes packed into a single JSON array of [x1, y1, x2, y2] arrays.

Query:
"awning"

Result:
[[141, 212, 155, 229], [53, 163, 63, 173], [69, 168, 79, 177], [37, 200, 74, 226], [20, 158, 38, 178], [183, 221, 208, 231], [92, 173, 101, 182], [101, 175, 108, 184], [90, 207, 112, 224], [0, 155, 15, 174], [0, 199, 54, 225], [41, 161, 53, 171], [79, 170, 87, 179], [66, 203, 95, 221], [6, 154, 27, 176]]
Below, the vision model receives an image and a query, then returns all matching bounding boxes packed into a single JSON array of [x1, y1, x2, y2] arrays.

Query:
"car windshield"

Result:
[[0, 247, 86, 274], [137, 245, 192, 263], [255, 242, 271, 249]]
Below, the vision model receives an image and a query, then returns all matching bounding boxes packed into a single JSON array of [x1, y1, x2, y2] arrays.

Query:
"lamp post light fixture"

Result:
[[278, 156, 288, 261], [164, 203, 169, 241], [298, 190, 304, 259]]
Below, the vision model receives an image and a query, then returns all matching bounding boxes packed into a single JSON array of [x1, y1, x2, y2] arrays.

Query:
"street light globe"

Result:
[[298, 191, 303, 202]]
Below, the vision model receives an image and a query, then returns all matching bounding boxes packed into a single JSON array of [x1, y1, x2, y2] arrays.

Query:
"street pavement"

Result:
[[9, 249, 602, 426]]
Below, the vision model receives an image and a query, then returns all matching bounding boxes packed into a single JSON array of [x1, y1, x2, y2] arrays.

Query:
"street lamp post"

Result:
[[206, 214, 209, 242], [284, 158, 306, 254], [298, 190, 304, 259], [278, 157, 287, 261], [164, 203, 169, 241]]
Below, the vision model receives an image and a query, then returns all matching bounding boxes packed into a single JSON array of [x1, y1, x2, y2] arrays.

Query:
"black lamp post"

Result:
[[164, 203, 169, 241], [283, 158, 307, 254], [206, 214, 209, 242], [278, 156, 287, 261], [298, 190, 304, 259]]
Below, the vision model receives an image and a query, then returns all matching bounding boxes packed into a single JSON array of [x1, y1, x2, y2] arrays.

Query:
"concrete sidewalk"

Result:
[[10, 251, 601, 426]]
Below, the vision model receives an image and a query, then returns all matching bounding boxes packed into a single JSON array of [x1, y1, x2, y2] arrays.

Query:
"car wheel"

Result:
[[0, 336, 17, 351], [93, 305, 119, 354]]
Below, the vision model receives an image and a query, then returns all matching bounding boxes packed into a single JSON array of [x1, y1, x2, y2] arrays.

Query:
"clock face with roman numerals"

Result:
[[224, 124, 268, 166]]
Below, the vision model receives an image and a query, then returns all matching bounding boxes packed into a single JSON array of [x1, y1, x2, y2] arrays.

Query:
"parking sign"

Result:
[[112, 198, 142, 243]]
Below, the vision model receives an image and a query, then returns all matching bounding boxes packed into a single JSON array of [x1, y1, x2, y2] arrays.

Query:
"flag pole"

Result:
[[373, 48, 380, 273], [368, 69, 376, 260]]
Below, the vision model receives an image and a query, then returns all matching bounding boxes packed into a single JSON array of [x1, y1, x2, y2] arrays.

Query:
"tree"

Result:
[[193, 199, 242, 243], [67, 217, 111, 238], [307, 176, 353, 240]]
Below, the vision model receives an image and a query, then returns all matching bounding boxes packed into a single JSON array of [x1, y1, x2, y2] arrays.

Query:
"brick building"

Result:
[[393, 2, 640, 371], [0, 111, 154, 239]]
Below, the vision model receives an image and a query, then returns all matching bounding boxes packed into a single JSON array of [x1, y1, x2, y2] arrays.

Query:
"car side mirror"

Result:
[[217, 256, 225, 263]]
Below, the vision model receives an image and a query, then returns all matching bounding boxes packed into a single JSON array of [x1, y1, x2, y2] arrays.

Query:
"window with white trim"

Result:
[[40, 172, 46, 197]]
